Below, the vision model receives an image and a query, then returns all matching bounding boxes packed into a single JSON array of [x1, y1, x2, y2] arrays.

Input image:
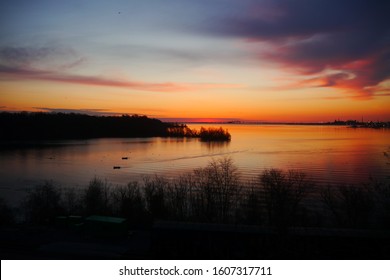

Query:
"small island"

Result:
[[198, 127, 231, 141], [166, 124, 231, 141]]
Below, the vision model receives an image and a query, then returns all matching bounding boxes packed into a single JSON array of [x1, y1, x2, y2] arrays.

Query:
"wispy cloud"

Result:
[[0, 46, 84, 70], [0, 46, 57, 66], [107, 43, 252, 67], [0, 63, 242, 92], [0, 45, 242, 92], [204, 0, 390, 99]]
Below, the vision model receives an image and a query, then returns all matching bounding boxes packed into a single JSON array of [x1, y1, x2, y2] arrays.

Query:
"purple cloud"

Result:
[[205, 0, 390, 98]]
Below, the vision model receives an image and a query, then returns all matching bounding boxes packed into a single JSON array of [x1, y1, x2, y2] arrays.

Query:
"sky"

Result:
[[0, 0, 389, 122]]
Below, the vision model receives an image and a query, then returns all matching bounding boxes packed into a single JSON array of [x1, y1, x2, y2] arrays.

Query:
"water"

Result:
[[1, 125, 389, 205]]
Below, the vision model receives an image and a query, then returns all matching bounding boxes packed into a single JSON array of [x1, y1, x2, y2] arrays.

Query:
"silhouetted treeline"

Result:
[[0, 112, 231, 141], [0, 112, 169, 140], [2, 158, 389, 260], [5, 158, 388, 231]]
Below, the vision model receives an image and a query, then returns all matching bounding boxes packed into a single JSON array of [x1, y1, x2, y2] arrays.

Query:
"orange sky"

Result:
[[1, 0, 389, 122]]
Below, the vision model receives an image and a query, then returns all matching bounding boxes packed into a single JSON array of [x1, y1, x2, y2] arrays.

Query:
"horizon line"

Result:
[[1, 110, 389, 124]]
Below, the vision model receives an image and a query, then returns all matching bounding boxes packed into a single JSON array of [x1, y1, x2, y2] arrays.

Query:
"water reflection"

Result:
[[0, 125, 389, 206], [200, 140, 230, 150]]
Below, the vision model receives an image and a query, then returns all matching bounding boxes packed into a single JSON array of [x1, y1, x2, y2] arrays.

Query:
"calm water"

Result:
[[1, 125, 389, 205]]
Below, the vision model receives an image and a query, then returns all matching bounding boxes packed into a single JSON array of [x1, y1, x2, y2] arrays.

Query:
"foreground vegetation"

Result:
[[1, 158, 388, 231]]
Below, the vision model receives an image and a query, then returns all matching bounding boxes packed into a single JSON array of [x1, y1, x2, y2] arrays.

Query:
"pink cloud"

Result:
[[0, 65, 242, 92], [261, 48, 390, 99]]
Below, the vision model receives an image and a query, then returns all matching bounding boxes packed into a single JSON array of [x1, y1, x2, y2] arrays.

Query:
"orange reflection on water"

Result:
[[189, 124, 389, 184], [0, 125, 389, 206]]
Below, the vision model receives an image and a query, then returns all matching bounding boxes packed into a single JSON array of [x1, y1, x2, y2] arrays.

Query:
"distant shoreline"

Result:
[[185, 121, 390, 128], [0, 112, 231, 142], [1, 112, 388, 143]]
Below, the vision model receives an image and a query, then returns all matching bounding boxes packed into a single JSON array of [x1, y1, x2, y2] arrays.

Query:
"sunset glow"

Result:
[[1, 0, 389, 122]]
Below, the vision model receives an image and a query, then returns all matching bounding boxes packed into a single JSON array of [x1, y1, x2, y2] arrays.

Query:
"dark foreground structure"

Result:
[[153, 221, 390, 259], [1, 160, 389, 259], [1, 217, 389, 260]]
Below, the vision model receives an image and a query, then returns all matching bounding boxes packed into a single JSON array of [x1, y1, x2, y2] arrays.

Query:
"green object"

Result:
[[85, 215, 127, 238]]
